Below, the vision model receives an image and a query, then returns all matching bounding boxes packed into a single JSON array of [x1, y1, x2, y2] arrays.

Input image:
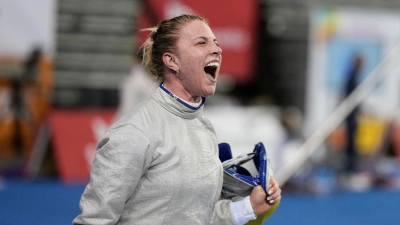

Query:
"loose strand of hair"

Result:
[[138, 27, 158, 70]]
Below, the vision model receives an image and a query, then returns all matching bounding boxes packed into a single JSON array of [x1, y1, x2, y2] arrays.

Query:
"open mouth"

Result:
[[204, 62, 219, 80]]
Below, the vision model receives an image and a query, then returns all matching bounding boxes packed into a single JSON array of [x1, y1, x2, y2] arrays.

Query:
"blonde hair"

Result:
[[140, 14, 208, 81]]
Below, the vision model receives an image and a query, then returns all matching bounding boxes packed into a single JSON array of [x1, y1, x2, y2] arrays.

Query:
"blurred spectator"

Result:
[[343, 53, 364, 174], [115, 56, 158, 119], [280, 106, 304, 141], [12, 48, 42, 156], [276, 106, 313, 192], [339, 53, 377, 191], [2, 46, 53, 174]]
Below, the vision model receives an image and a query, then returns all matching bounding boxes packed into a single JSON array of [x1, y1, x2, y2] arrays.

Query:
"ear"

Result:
[[162, 52, 179, 72]]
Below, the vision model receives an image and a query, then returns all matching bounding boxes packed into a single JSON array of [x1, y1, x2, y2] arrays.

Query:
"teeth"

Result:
[[205, 62, 220, 67]]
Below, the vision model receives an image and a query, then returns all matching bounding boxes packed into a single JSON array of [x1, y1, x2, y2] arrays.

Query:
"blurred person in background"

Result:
[[10, 46, 52, 168], [12, 47, 42, 157], [344, 54, 364, 175], [116, 54, 158, 119], [339, 53, 368, 191], [73, 14, 281, 225]]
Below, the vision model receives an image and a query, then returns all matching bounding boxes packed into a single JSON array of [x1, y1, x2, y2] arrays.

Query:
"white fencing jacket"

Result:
[[73, 86, 235, 225]]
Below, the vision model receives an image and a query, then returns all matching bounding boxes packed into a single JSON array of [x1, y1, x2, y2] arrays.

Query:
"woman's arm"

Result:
[[73, 125, 151, 225]]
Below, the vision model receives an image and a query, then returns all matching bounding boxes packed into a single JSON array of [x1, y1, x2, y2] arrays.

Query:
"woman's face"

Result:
[[173, 20, 222, 101]]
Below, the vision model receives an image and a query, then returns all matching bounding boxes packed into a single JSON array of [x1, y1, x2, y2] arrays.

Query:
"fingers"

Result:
[[266, 190, 281, 204], [266, 177, 281, 204], [269, 176, 277, 186]]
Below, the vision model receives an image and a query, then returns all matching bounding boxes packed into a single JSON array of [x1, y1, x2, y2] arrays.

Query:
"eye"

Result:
[[197, 41, 206, 45], [214, 41, 220, 47]]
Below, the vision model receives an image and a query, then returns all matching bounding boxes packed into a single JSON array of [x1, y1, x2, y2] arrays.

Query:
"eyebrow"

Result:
[[194, 36, 218, 42]]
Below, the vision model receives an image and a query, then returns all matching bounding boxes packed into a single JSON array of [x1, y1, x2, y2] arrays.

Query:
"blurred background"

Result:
[[1, 0, 400, 224]]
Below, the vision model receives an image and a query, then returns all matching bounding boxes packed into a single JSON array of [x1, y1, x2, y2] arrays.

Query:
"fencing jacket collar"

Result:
[[154, 83, 206, 119]]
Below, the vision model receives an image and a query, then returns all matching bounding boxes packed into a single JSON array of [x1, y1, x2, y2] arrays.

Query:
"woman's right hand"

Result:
[[249, 177, 281, 215]]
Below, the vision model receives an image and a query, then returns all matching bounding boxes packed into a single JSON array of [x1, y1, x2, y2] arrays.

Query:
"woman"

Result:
[[73, 14, 281, 225]]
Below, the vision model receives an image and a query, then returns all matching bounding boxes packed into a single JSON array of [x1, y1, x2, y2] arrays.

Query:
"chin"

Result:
[[204, 88, 216, 97]]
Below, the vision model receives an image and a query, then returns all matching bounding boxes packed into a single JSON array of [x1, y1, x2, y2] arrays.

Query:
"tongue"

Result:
[[206, 72, 215, 80]]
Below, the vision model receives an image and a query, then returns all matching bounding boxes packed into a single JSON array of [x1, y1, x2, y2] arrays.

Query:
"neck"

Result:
[[163, 79, 201, 103]]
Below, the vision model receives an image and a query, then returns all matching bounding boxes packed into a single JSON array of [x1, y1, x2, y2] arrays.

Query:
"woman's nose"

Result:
[[212, 44, 222, 56]]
